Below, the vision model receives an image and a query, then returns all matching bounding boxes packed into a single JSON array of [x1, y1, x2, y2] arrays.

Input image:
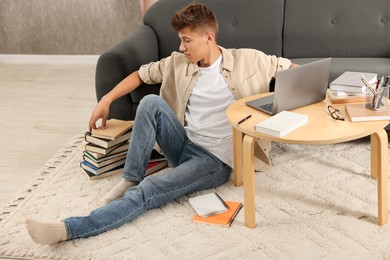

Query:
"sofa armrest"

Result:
[[95, 25, 159, 120]]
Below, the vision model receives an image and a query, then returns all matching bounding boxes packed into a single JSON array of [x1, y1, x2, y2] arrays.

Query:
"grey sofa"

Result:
[[95, 0, 390, 120]]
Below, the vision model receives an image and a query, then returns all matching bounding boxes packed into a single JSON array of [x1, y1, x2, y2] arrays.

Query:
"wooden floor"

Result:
[[0, 59, 98, 205]]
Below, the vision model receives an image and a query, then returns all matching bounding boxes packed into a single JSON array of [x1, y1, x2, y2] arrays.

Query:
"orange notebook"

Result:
[[192, 201, 243, 227]]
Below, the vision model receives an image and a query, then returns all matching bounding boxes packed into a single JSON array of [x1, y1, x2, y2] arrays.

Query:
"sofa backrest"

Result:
[[144, 0, 285, 59], [283, 0, 390, 58]]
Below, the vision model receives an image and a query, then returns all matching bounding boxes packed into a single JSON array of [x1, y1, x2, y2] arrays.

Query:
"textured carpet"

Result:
[[1, 134, 390, 259]]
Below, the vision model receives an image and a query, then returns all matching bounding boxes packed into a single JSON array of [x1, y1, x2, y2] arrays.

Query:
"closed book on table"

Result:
[[254, 111, 308, 137], [188, 192, 229, 218], [192, 201, 243, 227], [345, 103, 390, 122], [329, 71, 377, 93]]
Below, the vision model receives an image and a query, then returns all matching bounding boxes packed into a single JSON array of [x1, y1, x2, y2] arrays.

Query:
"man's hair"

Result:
[[171, 3, 219, 35]]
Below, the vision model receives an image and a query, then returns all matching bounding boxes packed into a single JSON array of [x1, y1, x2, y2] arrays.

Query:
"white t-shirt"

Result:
[[185, 55, 235, 167]]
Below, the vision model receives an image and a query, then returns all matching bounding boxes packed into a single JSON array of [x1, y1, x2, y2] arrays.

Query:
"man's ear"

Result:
[[206, 32, 214, 42]]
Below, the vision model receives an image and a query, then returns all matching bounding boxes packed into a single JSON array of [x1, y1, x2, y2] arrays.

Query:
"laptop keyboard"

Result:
[[258, 103, 273, 113]]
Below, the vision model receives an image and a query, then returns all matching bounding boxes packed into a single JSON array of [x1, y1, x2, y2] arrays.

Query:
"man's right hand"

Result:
[[89, 97, 111, 131], [88, 70, 142, 131]]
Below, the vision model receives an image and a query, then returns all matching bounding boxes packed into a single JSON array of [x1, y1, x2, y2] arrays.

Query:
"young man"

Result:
[[25, 3, 296, 245]]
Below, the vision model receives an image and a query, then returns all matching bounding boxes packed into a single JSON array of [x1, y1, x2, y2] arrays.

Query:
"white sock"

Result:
[[25, 218, 67, 245], [99, 178, 138, 205]]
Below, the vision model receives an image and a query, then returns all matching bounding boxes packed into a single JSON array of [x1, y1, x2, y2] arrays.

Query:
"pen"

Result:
[[374, 76, 385, 109], [236, 114, 252, 125], [377, 76, 389, 108], [375, 78, 380, 90], [360, 74, 377, 96]]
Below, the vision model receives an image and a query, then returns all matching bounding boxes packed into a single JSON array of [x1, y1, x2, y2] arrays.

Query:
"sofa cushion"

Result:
[[283, 0, 390, 58], [292, 58, 390, 82], [144, 0, 285, 58]]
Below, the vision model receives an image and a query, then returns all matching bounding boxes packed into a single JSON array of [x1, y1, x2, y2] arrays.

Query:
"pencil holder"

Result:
[[366, 85, 389, 111]]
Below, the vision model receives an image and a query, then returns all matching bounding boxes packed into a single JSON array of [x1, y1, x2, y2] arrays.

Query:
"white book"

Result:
[[188, 193, 229, 218], [254, 111, 308, 137], [329, 71, 377, 93]]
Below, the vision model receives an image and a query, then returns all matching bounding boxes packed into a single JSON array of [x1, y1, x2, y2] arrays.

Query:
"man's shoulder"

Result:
[[142, 51, 187, 68], [169, 51, 186, 60], [226, 47, 266, 57]]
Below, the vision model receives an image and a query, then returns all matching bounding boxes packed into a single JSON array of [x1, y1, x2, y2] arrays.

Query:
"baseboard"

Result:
[[0, 54, 100, 64]]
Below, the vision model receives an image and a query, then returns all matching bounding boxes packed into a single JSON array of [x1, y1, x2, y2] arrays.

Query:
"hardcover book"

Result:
[[91, 119, 133, 140], [83, 153, 127, 168], [85, 131, 132, 149], [329, 71, 377, 93], [84, 143, 129, 160], [80, 159, 126, 175], [345, 103, 390, 122], [145, 161, 168, 176], [254, 111, 308, 137], [81, 166, 124, 180]]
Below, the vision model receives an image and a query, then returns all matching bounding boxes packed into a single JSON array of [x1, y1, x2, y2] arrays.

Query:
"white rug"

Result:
[[1, 134, 390, 259]]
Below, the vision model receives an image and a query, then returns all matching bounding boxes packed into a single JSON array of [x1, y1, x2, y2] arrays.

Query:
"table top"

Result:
[[227, 93, 389, 145]]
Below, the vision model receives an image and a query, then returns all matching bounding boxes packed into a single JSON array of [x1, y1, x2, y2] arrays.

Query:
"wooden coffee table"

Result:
[[227, 93, 389, 228]]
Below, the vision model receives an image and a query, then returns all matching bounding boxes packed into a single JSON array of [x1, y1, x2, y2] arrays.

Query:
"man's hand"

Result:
[[89, 97, 111, 131], [88, 71, 142, 131]]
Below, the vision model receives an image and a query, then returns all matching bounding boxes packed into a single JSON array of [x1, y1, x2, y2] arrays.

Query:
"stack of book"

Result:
[[328, 71, 378, 103], [80, 119, 169, 180], [80, 119, 133, 180]]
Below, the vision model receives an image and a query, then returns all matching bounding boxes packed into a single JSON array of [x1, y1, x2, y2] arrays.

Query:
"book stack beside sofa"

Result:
[[80, 119, 168, 180]]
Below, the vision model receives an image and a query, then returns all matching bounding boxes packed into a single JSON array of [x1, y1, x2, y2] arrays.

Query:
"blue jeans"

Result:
[[64, 95, 232, 239]]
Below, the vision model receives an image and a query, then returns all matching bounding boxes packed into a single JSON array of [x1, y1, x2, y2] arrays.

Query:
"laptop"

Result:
[[245, 58, 332, 115]]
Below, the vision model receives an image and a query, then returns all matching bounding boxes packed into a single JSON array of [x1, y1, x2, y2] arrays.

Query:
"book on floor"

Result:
[[81, 166, 124, 180], [83, 152, 127, 168], [149, 149, 166, 162], [345, 103, 390, 122], [188, 192, 229, 218], [192, 201, 243, 227], [254, 110, 308, 137], [84, 140, 129, 155], [85, 130, 132, 149], [83, 149, 127, 162], [145, 160, 168, 176], [329, 71, 377, 93], [91, 119, 133, 140], [80, 159, 126, 175]]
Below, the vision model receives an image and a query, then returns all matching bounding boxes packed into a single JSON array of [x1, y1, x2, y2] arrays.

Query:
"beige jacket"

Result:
[[139, 46, 292, 166]]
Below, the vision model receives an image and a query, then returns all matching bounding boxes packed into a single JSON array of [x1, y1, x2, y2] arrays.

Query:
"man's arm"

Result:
[[89, 71, 143, 130]]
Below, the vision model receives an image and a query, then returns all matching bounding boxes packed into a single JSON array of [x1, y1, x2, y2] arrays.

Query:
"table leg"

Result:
[[233, 127, 244, 187], [370, 129, 388, 226], [243, 134, 257, 228]]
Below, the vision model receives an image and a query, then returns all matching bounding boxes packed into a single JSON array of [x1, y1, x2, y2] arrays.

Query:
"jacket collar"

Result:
[[186, 45, 234, 75]]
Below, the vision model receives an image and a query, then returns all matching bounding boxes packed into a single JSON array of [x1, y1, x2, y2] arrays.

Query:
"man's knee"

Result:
[[137, 94, 164, 113]]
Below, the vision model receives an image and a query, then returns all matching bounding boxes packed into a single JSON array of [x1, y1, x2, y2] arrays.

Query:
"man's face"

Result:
[[178, 27, 209, 65]]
